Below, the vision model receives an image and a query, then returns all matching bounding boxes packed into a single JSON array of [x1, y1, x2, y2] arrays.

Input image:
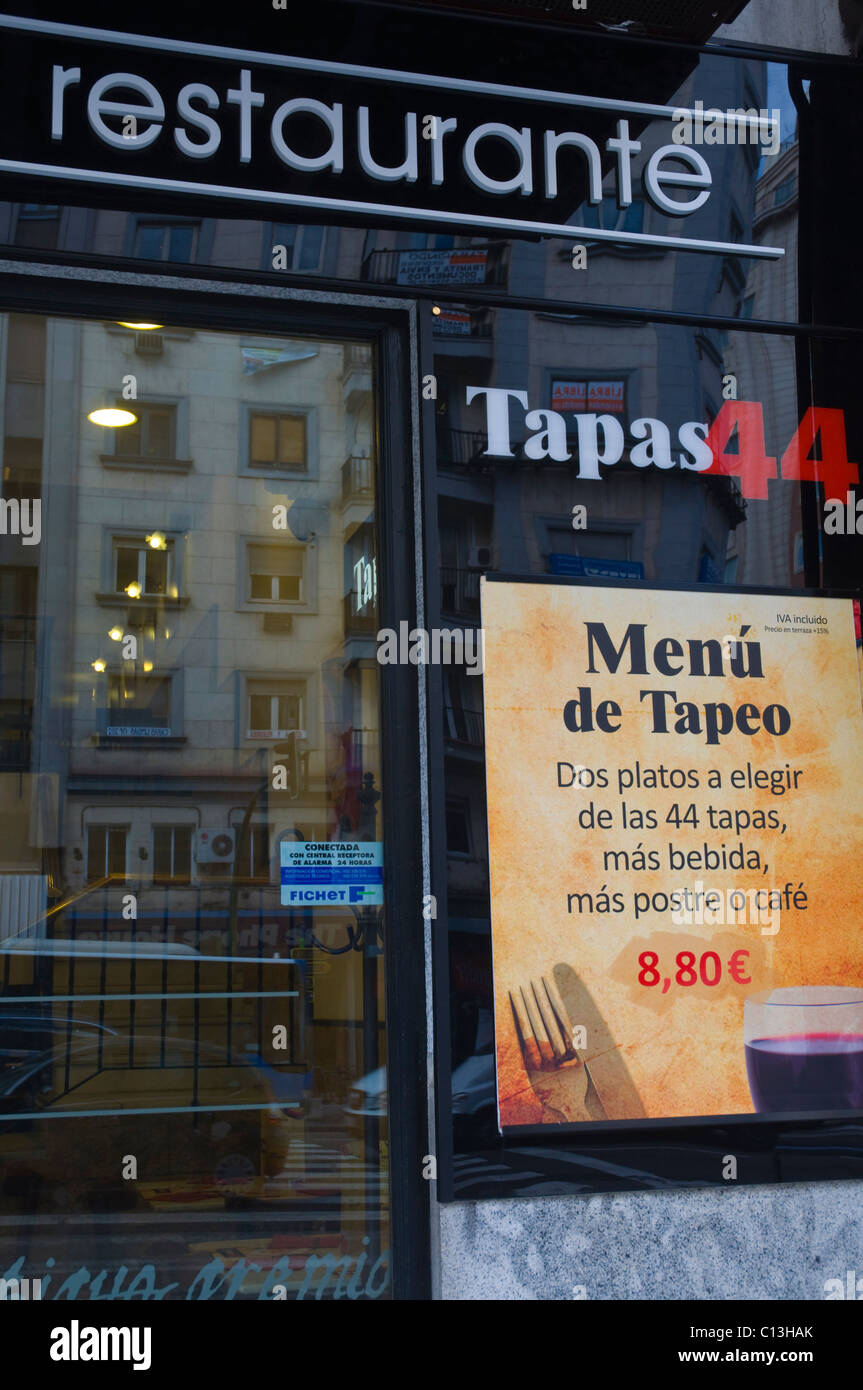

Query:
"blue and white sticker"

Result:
[[280, 842, 383, 906]]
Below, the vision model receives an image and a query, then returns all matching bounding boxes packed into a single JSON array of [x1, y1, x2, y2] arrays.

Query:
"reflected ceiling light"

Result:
[[432, 305, 442, 316], [88, 407, 137, 428], [117, 321, 163, 330], [108, 626, 124, 642], [91, 659, 106, 672], [125, 581, 143, 599], [143, 660, 154, 672], [146, 532, 167, 550]]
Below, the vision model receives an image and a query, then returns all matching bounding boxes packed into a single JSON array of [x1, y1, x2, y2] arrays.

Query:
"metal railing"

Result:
[[342, 454, 374, 501], [444, 706, 484, 747], [343, 592, 378, 637], [437, 428, 488, 468], [440, 566, 482, 618]]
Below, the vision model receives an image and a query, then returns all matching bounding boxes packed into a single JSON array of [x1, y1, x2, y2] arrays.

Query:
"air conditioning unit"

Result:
[[135, 332, 164, 355], [195, 828, 236, 864], [467, 545, 492, 570]]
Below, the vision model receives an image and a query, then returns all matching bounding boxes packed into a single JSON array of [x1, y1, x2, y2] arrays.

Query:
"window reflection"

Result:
[[0, 316, 390, 1299]]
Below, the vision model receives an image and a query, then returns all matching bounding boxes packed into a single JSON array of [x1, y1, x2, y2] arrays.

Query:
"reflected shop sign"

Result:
[[0, 15, 784, 256]]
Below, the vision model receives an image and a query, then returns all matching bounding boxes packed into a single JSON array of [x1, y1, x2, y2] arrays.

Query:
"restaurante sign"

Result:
[[0, 15, 783, 258]]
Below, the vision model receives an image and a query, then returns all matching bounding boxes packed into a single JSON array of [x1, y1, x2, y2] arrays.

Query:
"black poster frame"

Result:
[[431, 574, 863, 1201]]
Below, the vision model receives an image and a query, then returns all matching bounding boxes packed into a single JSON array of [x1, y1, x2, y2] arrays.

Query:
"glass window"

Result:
[[247, 683, 303, 738], [113, 403, 177, 460], [445, 800, 472, 856], [271, 224, 326, 271], [107, 673, 171, 730], [433, 297, 863, 1194], [153, 825, 192, 884], [774, 176, 796, 206], [0, 313, 390, 1300], [247, 544, 304, 602], [297, 226, 325, 270], [232, 823, 271, 881], [86, 825, 128, 883], [248, 412, 306, 469], [582, 196, 645, 235], [134, 222, 199, 262], [14, 205, 60, 250], [113, 538, 172, 597]]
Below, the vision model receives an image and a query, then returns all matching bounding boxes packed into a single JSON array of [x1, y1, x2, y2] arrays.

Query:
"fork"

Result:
[[509, 975, 608, 1123]]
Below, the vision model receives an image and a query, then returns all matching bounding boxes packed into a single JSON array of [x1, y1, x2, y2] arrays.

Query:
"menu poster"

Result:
[[480, 580, 863, 1129]]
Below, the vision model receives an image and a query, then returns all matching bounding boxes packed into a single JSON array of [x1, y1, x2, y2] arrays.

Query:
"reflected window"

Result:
[[107, 672, 172, 731], [246, 680, 304, 739], [582, 196, 645, 235], [153, 825, 193, 884], [249, 411, 306, 470], [270, 224, 326, 271], [86, 825, 128, 883], [0, 698, 30, 769], [774, 175, 796, 206], [247, 543, 304, 603], [445, 800, 472, 856], [14, 204, 60, 250], [113, 402, 177, 460], [113, 537, 172, 597], [134, 222, 198, 262], [233, 823, 271, 881]]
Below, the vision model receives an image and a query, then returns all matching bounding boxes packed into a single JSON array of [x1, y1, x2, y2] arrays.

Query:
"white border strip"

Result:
[[0, 160, 784, 259]]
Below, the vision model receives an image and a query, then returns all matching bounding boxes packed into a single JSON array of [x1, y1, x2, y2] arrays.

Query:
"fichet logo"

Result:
[[49, 1321, 152, 1371]]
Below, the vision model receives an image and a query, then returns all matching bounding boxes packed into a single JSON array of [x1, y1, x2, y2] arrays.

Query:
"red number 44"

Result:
[[704, 402, 859, 501]]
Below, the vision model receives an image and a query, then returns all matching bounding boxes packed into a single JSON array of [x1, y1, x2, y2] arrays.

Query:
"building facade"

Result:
[[0, 0, 860, 1304]]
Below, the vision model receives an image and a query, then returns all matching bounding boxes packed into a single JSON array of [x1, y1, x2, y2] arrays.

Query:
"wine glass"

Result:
[[744, 987, 863, 1113]]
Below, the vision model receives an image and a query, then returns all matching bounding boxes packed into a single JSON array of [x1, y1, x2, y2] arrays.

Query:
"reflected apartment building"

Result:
[[0, 295, 389, 1201]]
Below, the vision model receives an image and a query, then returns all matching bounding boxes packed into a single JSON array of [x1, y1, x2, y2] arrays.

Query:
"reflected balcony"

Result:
[[436, 428, 489, 472], [342, 454, 374, 503], [0, 613, 36, 703], [343, 593, 378, 640], [440, 567, 481, 621], [443, 705, 484, 750]]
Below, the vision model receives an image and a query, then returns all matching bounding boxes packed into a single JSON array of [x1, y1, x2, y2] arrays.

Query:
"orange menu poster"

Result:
[[481, 579, 863, 1129]]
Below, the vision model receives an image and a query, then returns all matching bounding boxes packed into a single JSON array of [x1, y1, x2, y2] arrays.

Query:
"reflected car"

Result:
[[451, 1050, 495, 1116], [0, 1013, 119, 1074], [345, 1065, 387, 1121], [344, 1052, 497, 1129], [0, 1033, 307, 1213]]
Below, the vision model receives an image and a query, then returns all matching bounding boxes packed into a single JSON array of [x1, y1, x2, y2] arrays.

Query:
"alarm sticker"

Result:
[[280, 842, 383, 906]]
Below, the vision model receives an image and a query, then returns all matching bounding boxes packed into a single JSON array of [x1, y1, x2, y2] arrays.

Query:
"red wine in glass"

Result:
[[745, 1032, 863, 1112]]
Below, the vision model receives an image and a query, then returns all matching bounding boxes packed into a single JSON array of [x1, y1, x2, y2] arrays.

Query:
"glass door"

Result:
[[0, 312, 391, 1300]]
